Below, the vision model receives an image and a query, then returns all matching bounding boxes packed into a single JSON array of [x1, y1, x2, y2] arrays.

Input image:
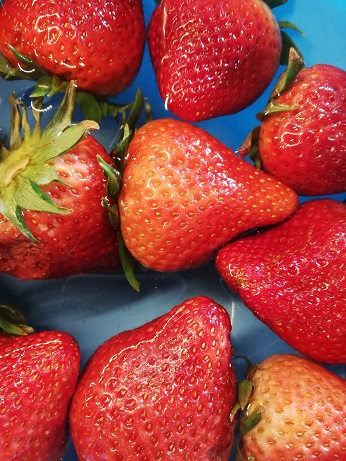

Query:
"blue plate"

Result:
[[0, 1, 345, 460]]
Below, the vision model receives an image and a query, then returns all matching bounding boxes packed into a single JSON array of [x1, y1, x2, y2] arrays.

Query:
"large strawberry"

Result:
[[241, 54, 346, 196], [0, 304, 81, 461], [147, 0, 296, 122], [69, 296, 237, 460], [0, 0, 146, 98], [118, 118, 298, 272], [216, 198, 346, 364], [236, 354, 346, 461], [0, 82, 120, 279]]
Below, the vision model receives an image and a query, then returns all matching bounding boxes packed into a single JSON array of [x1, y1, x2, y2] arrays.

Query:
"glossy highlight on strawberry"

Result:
[[258, 64, 346, 196], [69, 296, 237, 460], [119, 118, 298, 272], [148, 0, 282, 121], [0, 0, 146, 97], [0, 330, 81, 461], [216, 198, 346, 364], [0, 84, 120, 280]]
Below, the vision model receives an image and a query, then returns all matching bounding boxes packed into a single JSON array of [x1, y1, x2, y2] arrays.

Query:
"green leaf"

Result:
[[13, 176, 70, 214], [238, 380, 254, 410], [239, 406, 263, 436], [280, 30, 304, 66], [0, 191, 37, 241], [76, 91, 103, 123], [31, 75, 55, 97], [102, 198, 119, 229], [118, 231, 140, 292], [32, 119, 99, 164], [22, 162, 60, 185], [0, 304, 34, 335], [270, 47, 305, 99], [97, 155, 121, 199], [279, 20, 304, 35]]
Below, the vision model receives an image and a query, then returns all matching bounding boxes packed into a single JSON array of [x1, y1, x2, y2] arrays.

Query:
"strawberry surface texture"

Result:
[[0, 134, 120, 279], [148, 0, 282, 121], [69, 296, 237, 460], [238, 354, 346, 461], [258, 64, 346, 196], [0, 83, 120, 280], [0, 0, 146, 97], [0, 330, 81, 461], [216, 198, 346, 364], [119, 118, 298, 271]]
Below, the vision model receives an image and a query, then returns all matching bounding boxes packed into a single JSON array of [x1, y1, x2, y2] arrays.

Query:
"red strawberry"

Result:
[[0, 309, 81, 461], [236, 354, 346, 461], [69, 296, 237, 460], [216, 198, 346, 364], [0, 0, 146, 97], [242, 58, 346, 196], [0, 82, 120, 279], [118, 118, 298, 272], [147, 0, 283, 122]]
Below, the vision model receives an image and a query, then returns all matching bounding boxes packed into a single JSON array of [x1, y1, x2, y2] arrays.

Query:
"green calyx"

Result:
[[0, 81, 98, 241], [238, 48, 304, 166]]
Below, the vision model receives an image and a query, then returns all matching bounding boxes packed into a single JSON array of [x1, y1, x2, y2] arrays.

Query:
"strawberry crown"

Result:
[[0, 81, 98, 241]]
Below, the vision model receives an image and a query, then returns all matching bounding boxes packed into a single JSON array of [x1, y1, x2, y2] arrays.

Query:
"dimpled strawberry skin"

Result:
[[259, 64, 346, 196], [119, 118, 298, 271], [0, 331, 81, 461], [0, 136, 120, 280], [148, 0, 282, 121], [242, 354, 346, 461], [216, 199, 346, 364], [69, 296, 237, 460], [0, 0, 146, 97]]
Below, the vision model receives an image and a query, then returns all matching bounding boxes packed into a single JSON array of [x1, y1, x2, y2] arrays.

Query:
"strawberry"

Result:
[[0, 0, 146, 98], [216, 198, 346, 364], [69, 296, 237, 460], [147, 0, 291, 122], [0, 305, 81, 461], [0, 82, 120, 280], [236, 354, 346, 461], [242, 57, 346, 196], [118, 118, 298, 272]]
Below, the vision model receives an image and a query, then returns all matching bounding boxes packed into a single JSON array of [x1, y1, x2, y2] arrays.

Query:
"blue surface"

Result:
[[0, 1, 345, 460]]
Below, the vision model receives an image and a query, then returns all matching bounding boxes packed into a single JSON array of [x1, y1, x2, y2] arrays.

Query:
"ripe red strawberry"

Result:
[[0, 82, 120, 279], [69, 296, 237, 460], [118, 118, 298, 272], [216, 198, 346, 364], [0, 324, 81, 460], [251, 62, 346, 196], [0, 0, 146, 97], [147, 0, 283, 121], [236, 354, 346, 461]]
